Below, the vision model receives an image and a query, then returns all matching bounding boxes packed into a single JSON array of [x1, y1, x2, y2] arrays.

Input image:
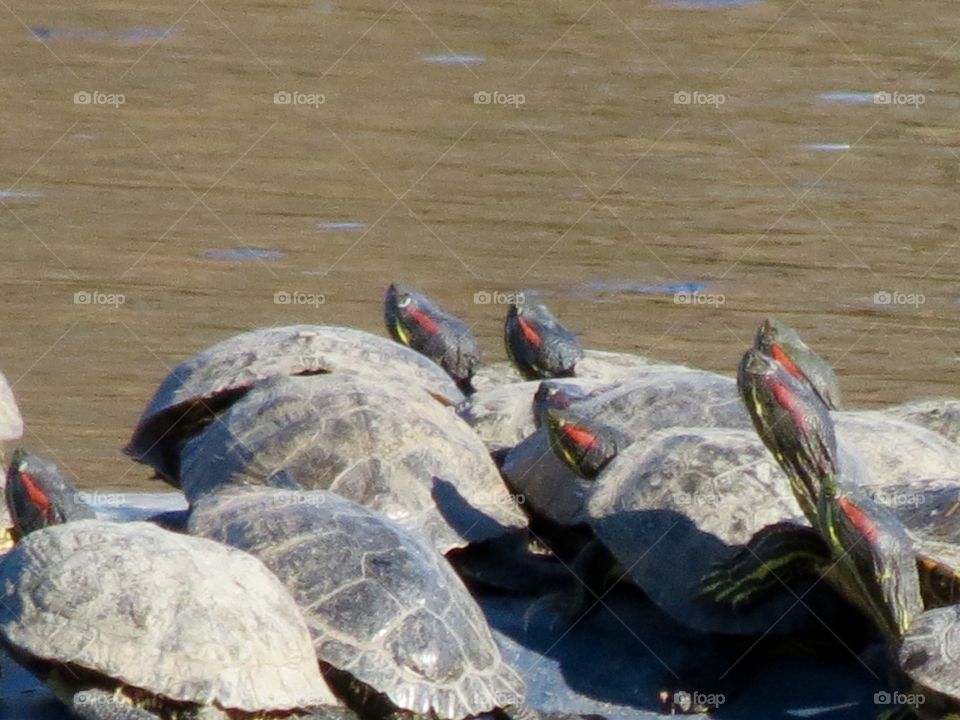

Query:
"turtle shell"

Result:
[[898, 604, 960, 712], [0, 520, 337, 712], [179, 374, 527, 554], [188, 488, 526, 719], [0, 371, 22, 444], [585, 427, 814, 634], [125, 325, 463, 481]]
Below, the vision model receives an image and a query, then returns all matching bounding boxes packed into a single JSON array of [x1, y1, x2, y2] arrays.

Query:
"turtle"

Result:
[[0, 519, 347, 720], [503, 293, 583, 380], [384, 283, 481, 393], [541, 405, 838, 635], [187, 486, 527, 719], [178, 373, 528, 554], [125, 324, 462, 483], [731, 347, 960, 717], [5, 447, 95, 540], [751, 317, 841, 410]]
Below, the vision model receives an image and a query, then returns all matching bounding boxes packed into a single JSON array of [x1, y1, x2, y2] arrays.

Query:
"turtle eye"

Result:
[[397, 295, 412, 308]]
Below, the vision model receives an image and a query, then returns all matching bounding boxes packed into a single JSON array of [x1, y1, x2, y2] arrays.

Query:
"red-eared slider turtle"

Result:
[[125, 325, 463, 483], [751, 317, 841, 410], [897, 604, 960, 718], [5, 448, 95, 539], [0, 519, 344, 720], [179, 374, 527, 553], [385, 284, 481, 393], [542, 407, 827, 635], [504, 294, 583, 380], [188, 487, 526, 719]]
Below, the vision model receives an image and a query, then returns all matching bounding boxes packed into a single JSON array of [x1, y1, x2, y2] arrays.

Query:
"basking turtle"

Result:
[[125, 324, 462, 482], [542, 407, 831, 635], [751, 317, 841, 410], [179, 373, 527, 554], [5, 448, 95, 540], [188, 487, 526, 719], [504, 294, 583, 380], [0, 519, 344, 720], [733, 348, 960, 716], [385, 283, 481, 393]]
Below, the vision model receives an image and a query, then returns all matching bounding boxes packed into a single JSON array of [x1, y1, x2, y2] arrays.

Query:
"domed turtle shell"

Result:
[[883, 398, 960, 446], [188, 488, 526, 719], [584, 427, 818, 635], [470, 350, 679, 393], [0, 520, 338, 713], [125, 325, 463, 482], [0, 370, 22, 444], [179, 374, 527, 554], [897, 604, 960, 717]]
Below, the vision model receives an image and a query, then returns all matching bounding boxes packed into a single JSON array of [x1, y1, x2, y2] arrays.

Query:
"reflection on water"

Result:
[[1, 0, 960, 490]]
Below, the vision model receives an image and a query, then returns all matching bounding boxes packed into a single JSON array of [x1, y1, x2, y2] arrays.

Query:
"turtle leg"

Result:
[[69, 689, 163, 720], [698, 522, 828, 609]]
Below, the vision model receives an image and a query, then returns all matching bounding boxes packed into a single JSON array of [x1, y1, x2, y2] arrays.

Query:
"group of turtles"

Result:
[[1, 284, 960, 719]]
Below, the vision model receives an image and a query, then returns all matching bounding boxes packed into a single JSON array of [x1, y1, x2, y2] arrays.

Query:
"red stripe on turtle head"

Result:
[[517, 316, 542, 349], [771, 344, 804, 381], [406, 307, 441, 336], [17, 471, 54, 522], [767, 376, 809, 435], [560, 423, 599, 453], [837, 497, 879, 544]]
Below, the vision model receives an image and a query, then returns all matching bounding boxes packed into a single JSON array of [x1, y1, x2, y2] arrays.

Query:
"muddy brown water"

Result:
[[2, 0, 960, 491]]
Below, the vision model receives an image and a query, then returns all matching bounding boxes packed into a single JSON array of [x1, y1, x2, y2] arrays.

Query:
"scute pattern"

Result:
[[0, 520, 336, 712], [188, 489, 526, 719], [179, 374, 527, 553]]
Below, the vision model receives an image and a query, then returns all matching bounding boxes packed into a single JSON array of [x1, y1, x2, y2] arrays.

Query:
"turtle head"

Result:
[[532, 381, 592, 429], [543, 406, 629, 480], [754, 318, 842, 411], [384, 283, 481, 393], [738, 347, 838, 522], [504, 294, 583, 380], [6, 448, 95, 540]]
